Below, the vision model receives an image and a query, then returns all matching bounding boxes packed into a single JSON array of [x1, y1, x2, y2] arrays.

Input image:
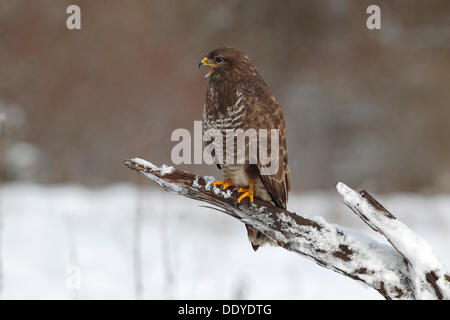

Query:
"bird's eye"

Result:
[[215, 56, 224, 63]]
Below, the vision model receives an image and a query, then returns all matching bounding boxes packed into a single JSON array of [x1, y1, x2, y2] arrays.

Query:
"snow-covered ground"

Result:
[[0, 183, 448, 299]]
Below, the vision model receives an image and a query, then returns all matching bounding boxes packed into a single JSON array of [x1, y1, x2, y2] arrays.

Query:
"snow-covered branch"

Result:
[[123, 158, 450, 300], [337, 183, 450, 299]]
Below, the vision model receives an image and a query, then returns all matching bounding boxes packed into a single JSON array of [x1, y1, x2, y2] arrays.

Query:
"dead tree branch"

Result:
[[123, 158, 450, 300]]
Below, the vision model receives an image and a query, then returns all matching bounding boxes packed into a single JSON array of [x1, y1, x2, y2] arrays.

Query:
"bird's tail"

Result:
[[245, 225, 276, 251]]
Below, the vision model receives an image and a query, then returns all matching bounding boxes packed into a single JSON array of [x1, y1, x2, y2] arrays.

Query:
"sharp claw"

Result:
[[213, 180, 225, 187], [238, 192, 253, 203], [237, 182, 255, 204], [213, 179, 234, 190], [222, 183, 232, 190]]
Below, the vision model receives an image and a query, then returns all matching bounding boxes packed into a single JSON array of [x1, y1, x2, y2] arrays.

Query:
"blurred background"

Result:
[[0, 0, 449, 300]]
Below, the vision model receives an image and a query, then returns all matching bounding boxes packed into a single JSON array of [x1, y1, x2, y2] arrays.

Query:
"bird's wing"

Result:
[[243, 87, 291, 209]]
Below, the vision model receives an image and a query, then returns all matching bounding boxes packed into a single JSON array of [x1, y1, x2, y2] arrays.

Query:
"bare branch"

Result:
[[123, 158, 450, 300]]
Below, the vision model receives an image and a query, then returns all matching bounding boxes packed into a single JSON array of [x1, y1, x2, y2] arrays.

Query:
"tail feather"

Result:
[[245, 224, 275, 251]]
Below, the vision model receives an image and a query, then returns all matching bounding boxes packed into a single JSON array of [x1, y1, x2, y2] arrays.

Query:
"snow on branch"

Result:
[[337, 183, 450, 299], [123, 158, 450, 300]]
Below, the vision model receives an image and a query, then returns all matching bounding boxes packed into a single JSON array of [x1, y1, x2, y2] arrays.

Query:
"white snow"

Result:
[[204, 176, 216, 191], [130, 158, 174, 176], [221, 189, 233, 198], [160, 164, 175, 176], [192, 176, 201, 188], [131, 157, 157, 170], [0, 183, 448, 299]]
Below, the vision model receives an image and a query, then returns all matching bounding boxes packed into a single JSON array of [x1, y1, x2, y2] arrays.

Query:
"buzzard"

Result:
[[199, 47, 290, 251]]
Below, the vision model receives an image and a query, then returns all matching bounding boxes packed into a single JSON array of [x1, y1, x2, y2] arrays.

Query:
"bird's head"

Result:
[[199, 47, 253, 79]]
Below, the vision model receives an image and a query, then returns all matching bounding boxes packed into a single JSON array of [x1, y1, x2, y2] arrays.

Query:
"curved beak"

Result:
[[198, 57, 216, 78], [198, 57, 211, 68]]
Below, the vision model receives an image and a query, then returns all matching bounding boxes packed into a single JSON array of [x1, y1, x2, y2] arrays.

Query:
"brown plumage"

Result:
[[199, 47, 290, 251]]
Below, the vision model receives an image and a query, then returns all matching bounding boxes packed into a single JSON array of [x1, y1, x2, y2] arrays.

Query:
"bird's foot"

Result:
[[213, 179, 234, 190], [237, 181, 255, 204]]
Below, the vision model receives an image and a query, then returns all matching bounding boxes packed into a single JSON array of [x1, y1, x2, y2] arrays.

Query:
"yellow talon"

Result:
[[237, 181, 255, 204], [213, 179, 234, 190]]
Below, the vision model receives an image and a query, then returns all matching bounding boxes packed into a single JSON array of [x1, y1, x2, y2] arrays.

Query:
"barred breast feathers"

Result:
[[203, 89, 247, 132]]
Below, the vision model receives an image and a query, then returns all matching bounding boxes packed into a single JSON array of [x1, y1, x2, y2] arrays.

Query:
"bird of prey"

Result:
[[199, 47, 291, 251]]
